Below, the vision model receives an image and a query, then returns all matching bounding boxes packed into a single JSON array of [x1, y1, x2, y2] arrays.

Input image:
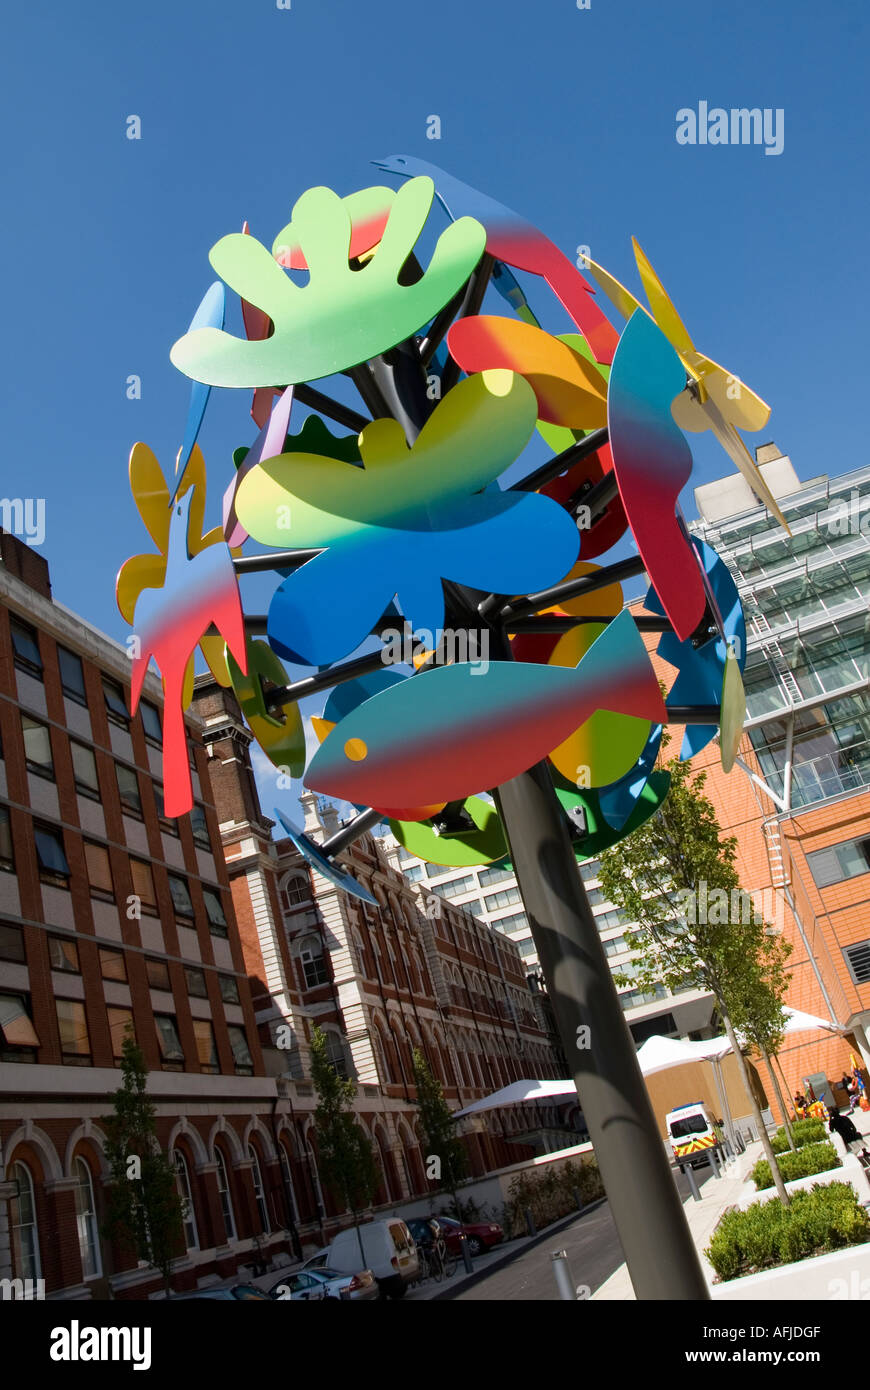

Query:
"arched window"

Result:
[[174, 1151, 199, 1250], [10, 1161, 41, 1282], [278, 1143, 299, 1226], [214, 1147, 237, 1242], [281, 873, 312, 909], [306, 1135, 325, 1213], [73, 1156, 101, 1279], [323, 1029, 350, 1078], [248, 1144, 270, 1234], [299, 936, 329, 989]]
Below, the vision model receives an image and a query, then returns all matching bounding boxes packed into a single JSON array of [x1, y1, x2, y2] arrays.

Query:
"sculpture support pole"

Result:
[[491, 762, 710, 1300]]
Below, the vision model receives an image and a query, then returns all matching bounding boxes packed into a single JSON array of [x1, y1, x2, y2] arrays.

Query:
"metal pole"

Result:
[[551, 1249, 577, 1301], [680, 1160, 701, 1203], [493, 760, 710, 1299]]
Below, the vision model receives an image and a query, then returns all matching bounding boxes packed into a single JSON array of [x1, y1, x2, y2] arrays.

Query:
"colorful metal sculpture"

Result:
[[117, 161, 778, 878]]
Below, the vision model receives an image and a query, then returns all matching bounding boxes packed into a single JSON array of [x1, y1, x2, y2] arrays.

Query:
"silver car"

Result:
[[269, 1266, 379, 1301]]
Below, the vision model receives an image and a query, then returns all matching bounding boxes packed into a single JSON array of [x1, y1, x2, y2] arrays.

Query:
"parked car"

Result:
[[171, 1283, 271, 1300], [318, 1219, 419, 1298], [270, 1267, 378, 1302], [434, 1214, 504, 1257]]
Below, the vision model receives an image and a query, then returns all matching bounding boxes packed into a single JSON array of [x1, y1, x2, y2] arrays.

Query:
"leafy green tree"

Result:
[[309, 1026, 380, 1267], [724, 940, 796, 1150], [412, 1047, 467, 1219], [598, 749, 792, 1205], [102, 1033, 185, 1293]]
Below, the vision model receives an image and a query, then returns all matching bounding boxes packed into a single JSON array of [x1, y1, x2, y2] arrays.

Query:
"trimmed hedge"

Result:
[[770, 1119, 827, 1154], [707, 1181, 870, 1281], [504, 1158, 604, 1238], [751, 1141, 841, 1191]]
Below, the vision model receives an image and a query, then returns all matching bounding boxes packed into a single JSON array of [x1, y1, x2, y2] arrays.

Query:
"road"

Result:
[[449, 1160, 709, 1301]]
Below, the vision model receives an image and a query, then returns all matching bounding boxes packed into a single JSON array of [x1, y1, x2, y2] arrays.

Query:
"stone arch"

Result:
[[4, 1123, 63, 1182], [207, 1116, 245, 1164], [167, 1117, 209, 1167], [243, 1116, 277, 1162], [63, 1122, 110, 1179]]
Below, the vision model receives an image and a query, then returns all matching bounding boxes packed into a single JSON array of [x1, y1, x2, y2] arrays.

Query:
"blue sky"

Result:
[[2, 0, 868, 821]]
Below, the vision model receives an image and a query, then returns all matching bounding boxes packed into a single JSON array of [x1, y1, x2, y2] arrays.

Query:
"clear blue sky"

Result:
[[2, 0, 868, 817]]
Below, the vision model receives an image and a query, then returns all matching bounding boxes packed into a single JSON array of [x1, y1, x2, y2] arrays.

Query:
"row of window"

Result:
[[0, 804, 228, 933], [7, 708, 211, 845], [0, 920, 240, 1000], [0, 987, 253, 1072]]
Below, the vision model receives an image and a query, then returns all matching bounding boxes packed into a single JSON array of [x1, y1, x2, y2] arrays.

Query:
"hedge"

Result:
[[504, 1158, 604, 1238], [751, 1141, 841, 1190], [770, 1119, 827, 1154], [706, 1181, 870, 1281]]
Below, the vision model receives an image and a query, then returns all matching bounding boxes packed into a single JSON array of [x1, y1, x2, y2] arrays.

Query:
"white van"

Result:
[[666, 1102, 722, 1167], [320, 1219, 419, 1299]]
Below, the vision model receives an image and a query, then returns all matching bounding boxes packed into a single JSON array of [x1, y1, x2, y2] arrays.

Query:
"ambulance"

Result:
[[666, 1101, 722, 1166]]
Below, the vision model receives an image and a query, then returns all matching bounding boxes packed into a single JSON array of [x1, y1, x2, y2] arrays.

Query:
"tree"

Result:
[[412, 1047, 467, 1220], [101, 1033, 185, 1293], [724, 942, 796, 1150], [309, 1026, 380, 1267], [598, 749, 792, 1206]]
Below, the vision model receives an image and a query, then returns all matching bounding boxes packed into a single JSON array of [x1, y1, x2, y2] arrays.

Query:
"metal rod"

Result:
[[244, 615, 270, 633], [508, 615, 672, 634], [321, 806, 383, 857], [667, 705, 722, 724], [439, 255, 495, 396], [293, 383, 369, 434], [368, 339, 432, 443], [419, 281, 470, 366], [348, 364, 393, 421], [571, 469, 620, 519], [263, 648, 388, 713], [233, 549, 321, 575], [493, 554, 648, 623], [510, 428, 609, 494]]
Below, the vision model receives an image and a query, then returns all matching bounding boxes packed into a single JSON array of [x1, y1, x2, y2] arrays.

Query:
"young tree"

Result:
[[598, 751, 792, 1206], [412, 1047, 467, 1220], [102, 1033, 185, 1294], [309, 1026, 380, 1268], [724, 944, 796, 1150]]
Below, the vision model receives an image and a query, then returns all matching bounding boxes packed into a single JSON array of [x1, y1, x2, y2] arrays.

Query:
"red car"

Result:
[[435, 1215, 503, 1258]]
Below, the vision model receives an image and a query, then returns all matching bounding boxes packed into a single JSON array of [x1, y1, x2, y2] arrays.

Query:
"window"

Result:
[[0, 993, 40, 1060], [153, 785, 177, 833], [218, 974, 239, 1004], [58, 646, 86, 704], [115, 764, 141, 816], [323, 1031, 349, 1078], [103, 678, 129, 727], [0, 922, 25, 962], [185, 966, 208, 998], [21, 716, 53, 778], [189, 804, 211, 848], [0, 806, 13, 872], [193, 1020, 219, 1073], [429, 874, 476, 899], [10, 619, 42, 678], [168, 874, 193, 918], [107, 1007, 134, 1060], [807, 838, 870, 889], [278, 1145, 300, 1225], [48, 935, 79, 973], [175, 1152, 199, 1250], [130, 859, 157, 914], [403, 864, 424, 883], [73, 1157, 101, 1279], [484, 886, 522, 911], [84, 842, 114, 900], [155, 1014, 184, 1067], [844, 939, 870, 986], [34, 824, 70, 886], [248, 1145, 270, 1234], [146, 958, 171, 991], [300, 939, 329, 988], [478, 865, 514, 888], [203, 888, 228, 936], [56, 999, 91, 1065], [140, 701, 162, 743], [491, 910, 528, 934], [100, 947, 127, 982], [71, 742, 100, 799], [282, 874, 311, 907], [228, 1025, 253, 1075], [214, 1149, 237, 1242], [10, 1162, 41, 1281]]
